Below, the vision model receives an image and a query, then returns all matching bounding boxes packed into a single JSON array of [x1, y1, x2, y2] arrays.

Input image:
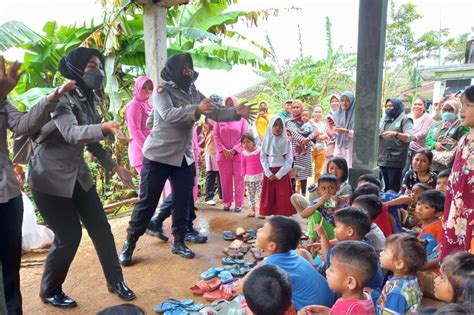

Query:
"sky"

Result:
[[1, 0, 473, 97]]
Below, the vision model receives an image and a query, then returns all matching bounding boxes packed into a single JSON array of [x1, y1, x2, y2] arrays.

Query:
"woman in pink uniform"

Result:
[[213, 96, 248, 212], [124, 76, 153, 174]]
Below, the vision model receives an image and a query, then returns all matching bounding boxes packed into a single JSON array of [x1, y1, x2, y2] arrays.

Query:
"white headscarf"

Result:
[[261, 116, 291, 156]]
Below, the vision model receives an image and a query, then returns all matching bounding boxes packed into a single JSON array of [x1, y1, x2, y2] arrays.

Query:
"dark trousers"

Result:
[[380, 166, 403, 193], [402, 149, 415, 179], [300, 179, 307, 195], [205, 171, 222, 201], [32, 183, 123, 297], [148, 193, 196, 232], [0, 195, 23, 315], [127, 157, 195, 242]]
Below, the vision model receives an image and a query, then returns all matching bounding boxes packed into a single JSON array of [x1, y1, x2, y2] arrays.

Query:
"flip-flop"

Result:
[[154, 298, 194, 313], [223, 231, 236, 241], [247, 212, 255, 217], [217, 270, 234, 284], [229, 265, 251, 277], [222, 248, 244, 258], [190, 278, 221, 295], [235, 227, 246, 237], [210, 299, 229, 312], [164, 309, 188, 315], [184, 303, 205, 312], [203, 282, 238, 302], [200, 267, 224, 280], [243, 229, 257, 242], [243, 260, 257, 268], [221, 257, 244, 265], [197, 306, 217, 314], [250, 247, 265, 260]]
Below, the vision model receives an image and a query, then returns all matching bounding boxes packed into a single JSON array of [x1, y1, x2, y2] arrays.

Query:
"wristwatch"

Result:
[[395, 132, 399, 139]]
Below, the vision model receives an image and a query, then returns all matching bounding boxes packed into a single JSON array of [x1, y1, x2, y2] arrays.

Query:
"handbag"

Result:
[[432, 136, 457, 166]]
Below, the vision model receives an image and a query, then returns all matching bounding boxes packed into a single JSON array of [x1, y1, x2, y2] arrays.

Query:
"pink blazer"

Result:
[[213, 119, 248, 162]]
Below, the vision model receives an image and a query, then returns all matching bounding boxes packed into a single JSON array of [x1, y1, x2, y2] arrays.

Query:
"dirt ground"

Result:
[[20, 202, 264, 314]]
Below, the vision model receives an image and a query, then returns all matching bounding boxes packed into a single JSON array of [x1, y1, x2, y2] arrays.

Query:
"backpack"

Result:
[[12, 92, 78, 165]]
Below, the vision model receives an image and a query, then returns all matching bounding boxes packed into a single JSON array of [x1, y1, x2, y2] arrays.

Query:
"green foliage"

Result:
[[252, 17, 355, 115], [445, 32, 469, 64], [383, 0, 460, 102]]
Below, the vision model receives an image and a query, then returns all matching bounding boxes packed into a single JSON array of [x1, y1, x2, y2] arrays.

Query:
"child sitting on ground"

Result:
[[256, 216, 334, 310], [351, 195, 386, 256], [301, 241, 377, 314], [416, 190, 445, 298], [357, 174, 404, 233], [435, 169, 450, 192], [243, 264, 295, 315], [385, 182, 432, 230], [377, 233, 426, 314], [352, 182, 392, 237], [433, 252, 474, 304], [315, 207, 384, 301], [301, 174, 339, 243], [296, 110, 314, 155], [241, 133, 264, 218]]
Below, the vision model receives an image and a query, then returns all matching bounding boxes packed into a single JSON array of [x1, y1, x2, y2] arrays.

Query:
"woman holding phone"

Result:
[[324, 95, 340, 169]]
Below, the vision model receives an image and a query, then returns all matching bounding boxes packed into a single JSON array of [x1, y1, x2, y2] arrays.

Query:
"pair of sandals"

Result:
[[223, 242, 250, 258], [200, 267, 234, 282], [223, 228, 257, 243], [154, 298, 204, 314], [202, 280, 238, 302]]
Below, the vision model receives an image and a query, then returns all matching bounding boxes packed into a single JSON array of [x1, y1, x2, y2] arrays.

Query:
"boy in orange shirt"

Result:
[[416, 189, 445, 298]]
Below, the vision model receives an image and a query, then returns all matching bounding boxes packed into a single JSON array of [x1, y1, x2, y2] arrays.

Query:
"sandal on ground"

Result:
[[247, 212, 255, 217], [258, 215, 265, 219], [200, 267, 224, 280], [222, 248, 244, 258], [242, 229, 257, 242], [221, 257, 244, 265], [250, 247, 265, 260], [190, 278, 221, 295], [223, 231, 236, 241], [229, 265, 251, 277], [217, 270, 234, 284], [210, 299, 229, 312], [235, 227, 246, 237], [203, 281, 238, 302], [154, 298, 194, 313]]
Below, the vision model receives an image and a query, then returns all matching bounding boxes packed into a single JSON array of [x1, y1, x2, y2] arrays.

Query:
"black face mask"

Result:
[[82, 68, 105, 90]]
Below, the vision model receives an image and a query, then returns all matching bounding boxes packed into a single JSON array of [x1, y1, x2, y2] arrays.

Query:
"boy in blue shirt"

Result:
[[256, 216, 334, 310]]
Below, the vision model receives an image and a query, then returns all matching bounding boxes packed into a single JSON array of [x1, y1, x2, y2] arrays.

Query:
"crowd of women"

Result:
[[1, 44, 473, 314]]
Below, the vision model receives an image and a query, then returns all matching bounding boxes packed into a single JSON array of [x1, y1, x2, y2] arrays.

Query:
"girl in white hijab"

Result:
[[260, 116, 296, 217]]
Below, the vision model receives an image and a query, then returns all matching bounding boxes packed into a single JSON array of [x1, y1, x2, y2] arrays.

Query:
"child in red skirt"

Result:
[[260, 116, 296, 217]]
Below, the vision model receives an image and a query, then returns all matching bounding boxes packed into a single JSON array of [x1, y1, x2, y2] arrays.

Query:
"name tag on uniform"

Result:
[[395, 122, 401, 128], [449, 129, 456, 135]]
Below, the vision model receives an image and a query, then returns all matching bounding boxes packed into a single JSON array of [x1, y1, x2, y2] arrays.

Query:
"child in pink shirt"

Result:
[[301, 241, 376, 315], [241, 133, 264, 218]]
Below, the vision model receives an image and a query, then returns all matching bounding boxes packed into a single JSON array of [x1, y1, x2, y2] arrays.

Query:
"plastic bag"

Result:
[[22, 193, 54, 250]]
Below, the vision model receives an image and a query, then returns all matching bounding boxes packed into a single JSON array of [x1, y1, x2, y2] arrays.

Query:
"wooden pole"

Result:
[[143, 2, 168, 85]]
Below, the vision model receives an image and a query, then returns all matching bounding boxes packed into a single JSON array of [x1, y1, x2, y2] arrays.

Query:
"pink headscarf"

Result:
[[224, 96, 238, 107], [132, 76, 153, 110]]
